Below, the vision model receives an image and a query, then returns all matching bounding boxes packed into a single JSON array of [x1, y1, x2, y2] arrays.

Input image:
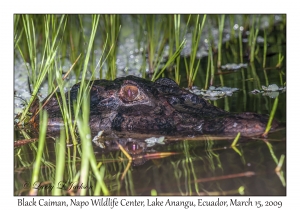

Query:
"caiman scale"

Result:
[[30, 76, 278, 137]]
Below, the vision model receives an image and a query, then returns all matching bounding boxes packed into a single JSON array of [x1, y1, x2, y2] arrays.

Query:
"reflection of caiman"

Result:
[[30, 76, 278, 137]]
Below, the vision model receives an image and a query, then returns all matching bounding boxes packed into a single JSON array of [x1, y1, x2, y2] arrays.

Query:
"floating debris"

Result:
[[250, 89, 261, 94], [189, 86, 239, 100], [250, 84, 286, 98], [221, 63, 247, 70], [262, 84, 279, 92], [144, 136, 165, 147], [92, 131, 105, 148]]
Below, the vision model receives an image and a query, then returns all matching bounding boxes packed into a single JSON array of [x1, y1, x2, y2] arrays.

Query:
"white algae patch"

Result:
[[250, 84, 286, 98]]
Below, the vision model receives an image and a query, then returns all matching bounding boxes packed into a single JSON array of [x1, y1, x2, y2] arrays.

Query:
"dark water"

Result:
[[14, 129, 286, 196], [14, 15, 286, 196]]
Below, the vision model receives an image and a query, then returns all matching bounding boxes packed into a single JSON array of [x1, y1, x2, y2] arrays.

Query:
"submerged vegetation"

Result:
[[14, 14, 286, 195]]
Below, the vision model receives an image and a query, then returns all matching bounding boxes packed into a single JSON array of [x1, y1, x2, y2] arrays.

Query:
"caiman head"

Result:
[[30, 75, 279, 137]]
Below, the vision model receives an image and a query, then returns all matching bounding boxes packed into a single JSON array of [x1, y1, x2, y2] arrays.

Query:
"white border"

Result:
[[2, 0, 298, 208]]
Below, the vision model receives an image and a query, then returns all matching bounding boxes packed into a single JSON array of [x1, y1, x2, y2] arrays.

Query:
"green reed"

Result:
[[14, 15, 23, 50], [75, 95, 90, 195], [263, 29, 267, 68], [53, 64, 77, 143], [173, 14, 190, 84], [137, 15, 185, 81], [102, 15, 121, 80], [144, 15, 166, 75], [184, 15, 206, 88], [276, 53, 285, 68], [72, 15, 100, 132], [29, 110, 47, 195], [262, 28, 270, 86], [208, 40, 215, 86], [231, 132, 241, 147], [249, 15, 260, 63], [53, 129, 66, 195], [229, 15, 236, 43], [263, 96, 279, 137], [77, 94, 109, 195], [152, 39, 186, 81], [16, 15, 67, 124], [217, 15, 225, 68], [14, 15, 111, 195], [182, 140, 204, 195], [64, 15, 86, 81], [204, 50, 211, 90], [173, 14, 181, 83], [238, 25, 244, 63]]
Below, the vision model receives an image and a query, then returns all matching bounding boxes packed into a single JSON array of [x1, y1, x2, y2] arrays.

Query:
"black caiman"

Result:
[[30, 76, 279, 137]]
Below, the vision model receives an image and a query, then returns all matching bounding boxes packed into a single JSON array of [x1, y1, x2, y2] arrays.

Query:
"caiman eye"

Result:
[[120, 85, 141, 102]]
